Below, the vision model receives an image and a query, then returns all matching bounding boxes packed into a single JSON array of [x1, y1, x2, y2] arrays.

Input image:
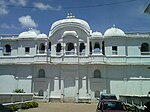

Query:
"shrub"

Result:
[[21, 101, 38, 109], [22, 103, 30, 109], [32, 101, 38, 107], [13, 89, 25, 93], [7, 104, 19, 111], [28, 102, 34, 108]]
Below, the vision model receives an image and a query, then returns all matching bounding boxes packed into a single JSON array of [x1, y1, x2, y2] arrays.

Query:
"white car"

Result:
[[98, 93, 117, 101]]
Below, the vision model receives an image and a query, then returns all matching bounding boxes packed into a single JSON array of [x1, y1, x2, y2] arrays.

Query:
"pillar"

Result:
[[47, 78, 51, 100], [60, 78, 64, 102], [74, 43, 77, 55], [45, 42, 48, 53], [75, 77, 79, 102]]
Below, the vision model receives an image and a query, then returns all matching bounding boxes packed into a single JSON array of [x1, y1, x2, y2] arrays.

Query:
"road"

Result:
[[20, 102, 97, 112]]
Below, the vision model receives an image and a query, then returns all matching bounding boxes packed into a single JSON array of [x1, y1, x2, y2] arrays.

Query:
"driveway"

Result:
[[20, 102, 97, 112]]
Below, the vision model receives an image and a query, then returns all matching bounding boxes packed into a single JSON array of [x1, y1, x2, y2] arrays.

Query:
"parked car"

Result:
[[0, 104, 13, 112], [96, 100, 127, 112], [98, 93, 117, 101]]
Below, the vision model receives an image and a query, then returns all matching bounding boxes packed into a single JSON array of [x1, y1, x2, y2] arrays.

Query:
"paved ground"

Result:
[[20, 102, 97, 112]]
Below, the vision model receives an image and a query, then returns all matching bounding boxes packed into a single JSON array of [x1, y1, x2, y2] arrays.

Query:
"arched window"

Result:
[[67, 43, 74, 51], [48, 42, 51, 55], [90, 42, 92, 55], [38, 69, 45, 78], [94, 42, 100, 53], [66, 42, 74, 55], [95, 90, 100, 98], [38, 90, 44, 96], [5, 44, 11, 52], [56, 43, 61, 54], [39, 43, 45, 53], [80, 43, 85, 55], [94, 69, 101, 78], [102, 41, 105, 55], [141, 43, 149, 52], [49, 42, 51, 50]]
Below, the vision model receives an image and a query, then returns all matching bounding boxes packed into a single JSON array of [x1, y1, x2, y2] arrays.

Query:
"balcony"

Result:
[[3, 52, 11, 56], [38, 50, 46, 54], [65, 50, 75, 55], [141, 52, 150, 55], [0, 53, 150, 64]]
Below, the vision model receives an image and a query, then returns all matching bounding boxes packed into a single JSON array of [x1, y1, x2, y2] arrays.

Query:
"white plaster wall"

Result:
[[110, 80, 150, 99], [0, 74, 32, 93], [34, 79, 49, 97], [18, 40, 36, 56], [106, 65, 126, 79], [17, 79, 32, 93], [50, 77, 61, 98], [0, 75, 17, 93], [104, 38, 126, 56], [0, 41, 18, 56], [0, 65, 33, 93], [127, 38, 150, 56], [78, 65, 88, 98], [17, 65, 33, 77], [0, 65, 16, 75], [106, 65, 150, 81], [107, 64, 150, 98], [88, 64, 107, 98]]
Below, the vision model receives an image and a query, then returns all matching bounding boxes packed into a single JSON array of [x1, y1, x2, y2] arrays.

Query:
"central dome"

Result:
[[50, 14, 90, 32]]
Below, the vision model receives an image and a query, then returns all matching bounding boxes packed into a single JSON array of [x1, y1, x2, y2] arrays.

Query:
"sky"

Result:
[[0, 0, 150, 35]]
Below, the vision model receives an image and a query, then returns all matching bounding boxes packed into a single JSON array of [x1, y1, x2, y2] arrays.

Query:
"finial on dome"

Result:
[[29, 28, 33, 31], [113, 24, 116, 28], [66, 13, 75, 19]]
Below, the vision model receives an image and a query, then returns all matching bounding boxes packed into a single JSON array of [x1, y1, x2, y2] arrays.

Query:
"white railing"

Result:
[[0, 93, 33, 104], [0, 55, 150, 64], [65, 51, 75, 55], [141, 52, 150, 55], [120, 95, 150, 106], [3, 52, 11, 55], [38, 50, 46, 54]]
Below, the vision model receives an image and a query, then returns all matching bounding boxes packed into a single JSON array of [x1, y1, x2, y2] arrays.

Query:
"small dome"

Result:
[[37, 33, 48, 38], [91, 31, 103, 38], [18, 30, 37, 39], [104, 26, 126, 37]]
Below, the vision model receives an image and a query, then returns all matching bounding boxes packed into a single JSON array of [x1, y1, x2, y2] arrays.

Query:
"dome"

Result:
[[37, 33, 48, 38], [50, 14, 90, 32], [104, 26, 126, 37], [91, 31, 103, 38], [18, 30, 37, 39]]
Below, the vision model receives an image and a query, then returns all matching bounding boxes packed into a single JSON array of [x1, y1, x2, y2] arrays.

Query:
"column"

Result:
[[84, 43, 87, 55], [45, 42, 47, 54], [92, 42, 94, 54], [63, 43, 66, 56], [60, 78, 64, 102], [87, 77, 91, 102], [47, 78, 51, 100], [75, 77, 79, 103], [36, 44, 39, 54], [100, 41, 103, 54], [74, 43, 77, 55]]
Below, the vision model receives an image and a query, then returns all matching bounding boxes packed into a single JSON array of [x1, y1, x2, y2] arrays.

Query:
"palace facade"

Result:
[[0, 14, 150, 102]]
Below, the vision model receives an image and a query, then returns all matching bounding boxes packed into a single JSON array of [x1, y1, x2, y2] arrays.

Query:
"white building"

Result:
[[0, 14, 150, 102]]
